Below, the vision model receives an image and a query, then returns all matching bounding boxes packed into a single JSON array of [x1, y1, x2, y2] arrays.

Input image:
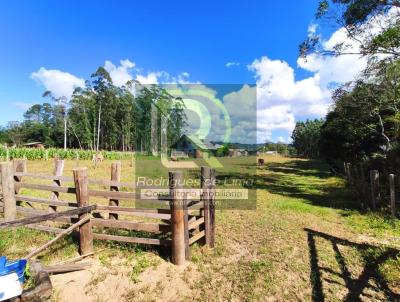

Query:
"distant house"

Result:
[[23, 142, 45, 149], [265, 151, 277, 155], [228, 148, 248, 157], [173, 134, 219, 158]]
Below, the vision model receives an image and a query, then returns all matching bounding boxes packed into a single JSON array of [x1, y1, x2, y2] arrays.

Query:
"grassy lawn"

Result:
[[186, 156, 400, 301], [0, 155, 399, 301]]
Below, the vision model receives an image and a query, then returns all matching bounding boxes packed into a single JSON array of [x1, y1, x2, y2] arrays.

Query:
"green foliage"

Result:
[[291, 119, 324, 158], [0, 145, 134, 160], [302, 0, 400, 58], [302, 0, 400, 181], [263, 142, 291, 155], [319, 59, 400, 169], [216, 144, 229, 156], [0, 67, 186, 153]]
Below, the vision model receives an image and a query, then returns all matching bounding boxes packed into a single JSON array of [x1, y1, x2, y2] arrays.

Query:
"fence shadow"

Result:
[[305, 228, 400, 302]]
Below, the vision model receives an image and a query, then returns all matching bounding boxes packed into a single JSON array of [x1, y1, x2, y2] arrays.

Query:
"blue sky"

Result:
[[1, 1, 362, 143]]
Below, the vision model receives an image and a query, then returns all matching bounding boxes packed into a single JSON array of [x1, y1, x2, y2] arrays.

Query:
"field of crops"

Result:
[[0, 146, 135, 161]]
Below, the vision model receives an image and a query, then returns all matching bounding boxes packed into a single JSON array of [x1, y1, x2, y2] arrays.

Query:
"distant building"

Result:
[[265, 151, 277, 155], [228, 148, 248, 157], [173, 134, 219, 158], [23, 142, 45, 149]]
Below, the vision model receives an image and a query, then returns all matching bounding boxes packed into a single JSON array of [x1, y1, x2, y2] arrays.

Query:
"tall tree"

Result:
[[291, 119, 324, 158]]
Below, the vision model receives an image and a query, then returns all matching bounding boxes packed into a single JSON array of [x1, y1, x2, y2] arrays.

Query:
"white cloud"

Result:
[[225, 62, 240, 68], [257, 105, 296, 143], [249, 56, 331, 116], [297, 27, 367, 87], [250, 7, 400, 143], [31, 68, 85, 100], [103, 60, 198, 85], [307, 23, 318, 36], [136, 72, 162, 85], [277, 136, 286, 143], [104, 59, 135, 86], [249, 55, 335, 142]]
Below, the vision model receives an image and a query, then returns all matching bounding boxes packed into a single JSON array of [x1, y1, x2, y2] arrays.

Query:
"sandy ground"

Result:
[[50, 258, 198, 302]]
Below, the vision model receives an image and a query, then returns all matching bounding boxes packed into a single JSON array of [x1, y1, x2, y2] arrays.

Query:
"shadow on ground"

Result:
[[256, 159, 363, 211], [305, 228, 400, 302]]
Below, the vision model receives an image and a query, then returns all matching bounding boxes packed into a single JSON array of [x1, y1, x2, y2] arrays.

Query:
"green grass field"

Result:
[[0, 155, 399, 301]]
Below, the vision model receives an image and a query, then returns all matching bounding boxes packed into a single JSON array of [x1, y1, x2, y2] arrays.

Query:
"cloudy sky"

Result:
[[0, 1, 367, 143]]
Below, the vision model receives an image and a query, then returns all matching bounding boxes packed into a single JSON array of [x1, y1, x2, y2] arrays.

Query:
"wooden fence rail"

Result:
[[0, 159, 216, 265], [343, 161, 397, 217]]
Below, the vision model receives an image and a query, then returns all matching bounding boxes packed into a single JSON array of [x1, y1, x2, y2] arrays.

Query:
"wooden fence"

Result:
[[343, 162, 398, 218], [0, 160, 216, 265]]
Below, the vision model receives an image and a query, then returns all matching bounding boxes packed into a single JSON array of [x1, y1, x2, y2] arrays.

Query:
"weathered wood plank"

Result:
[[16, 195, 78, 207], [189, 230, 205, 245], [109, 162, 121, 220], [44, 262, 91, 274], [170, 171, 185, 265], [91, 218, 170, 233], [201, 166, 211, 246], [89, 178, 135, 189], [14, 172, 136, 188], [25, 217, 90, 259], [19, 182, 76, 194], [16, 207, 77, 224], [93, 209, 170, 220], [88, 189, 137, 199], [0, 205, 95, 229], [1, 162, 16, 221], [93, 233, 170, 246], [50, 159, 65, 212], [73, 167, 93, 255], [188, 217, 205, 230], [209, 168, 216, 248], [13, 159, 26, 194], [370, 170, 380, 210], [96, 204, 170, 214], [14, 172, 73, 182]]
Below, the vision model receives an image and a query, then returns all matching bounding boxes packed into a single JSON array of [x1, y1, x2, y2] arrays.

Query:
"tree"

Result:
[[302, 1, 400, 57], [320, 61, 400, 163], [291, 119, 324, 158], [3, 66, 186, 151]]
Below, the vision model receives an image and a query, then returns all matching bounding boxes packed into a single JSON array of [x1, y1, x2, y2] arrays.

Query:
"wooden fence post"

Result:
[[109, 161, 121, 220], [1, 162, 16, 221], [346, 163, 352, 182], [201, 166, 211, 246], [183, 194, 190, 260], [209, 168, 216, 248], [169, 171, 185, 265], [13, 159, 26, 194], [370, 170, 380, 211], [73, 167, 93, 255], [389, 174, 396, 218], [50, 159, 64, 212]]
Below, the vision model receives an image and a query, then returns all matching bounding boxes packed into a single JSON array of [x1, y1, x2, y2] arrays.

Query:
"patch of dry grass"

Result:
[[1, 155, 399, 301]]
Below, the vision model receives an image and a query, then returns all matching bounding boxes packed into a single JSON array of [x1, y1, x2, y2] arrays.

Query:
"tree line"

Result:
[[292, 0, 400, 173], [0, 67, 185, 153]]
